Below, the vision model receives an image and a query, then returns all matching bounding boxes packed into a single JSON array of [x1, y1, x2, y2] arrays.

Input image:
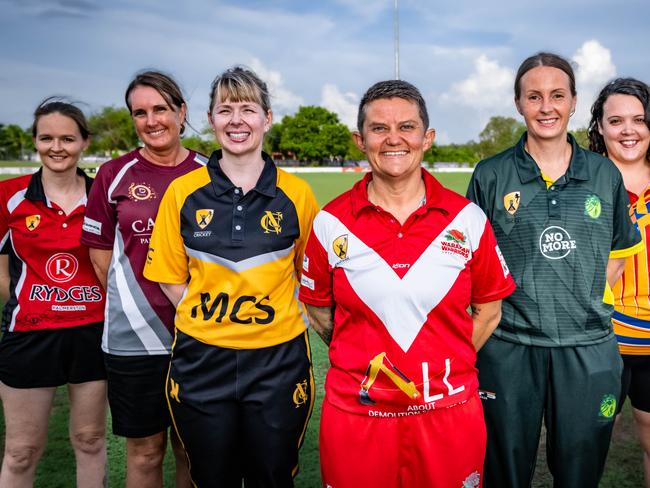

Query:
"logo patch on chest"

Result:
[[441, 229, 470, 259], [128, 183, 156, 201], [333, 234, 348, 260], [25, 214, 41, 231], [195, 209, 214, 229], [539, 226, 576, 259], [261, 211, 283, 234], [503, 191, 521, 215]]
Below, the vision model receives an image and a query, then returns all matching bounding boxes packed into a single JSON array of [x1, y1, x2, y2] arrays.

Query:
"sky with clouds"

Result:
[[1, 0, 648, 144]]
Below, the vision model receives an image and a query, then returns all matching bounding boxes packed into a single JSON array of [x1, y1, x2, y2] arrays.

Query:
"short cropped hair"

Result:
[[357, 79, 429, 132]]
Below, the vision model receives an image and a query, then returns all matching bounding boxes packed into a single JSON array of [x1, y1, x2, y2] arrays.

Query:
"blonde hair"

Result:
[[209, 66, 271, 113]]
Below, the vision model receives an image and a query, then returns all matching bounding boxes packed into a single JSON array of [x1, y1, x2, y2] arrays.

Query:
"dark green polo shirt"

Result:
[[467, 133, 641, 347]]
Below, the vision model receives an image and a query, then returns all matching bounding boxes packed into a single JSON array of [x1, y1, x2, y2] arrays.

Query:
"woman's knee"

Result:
[[70, 428, 106, 457], [2, 442, 44, 475]]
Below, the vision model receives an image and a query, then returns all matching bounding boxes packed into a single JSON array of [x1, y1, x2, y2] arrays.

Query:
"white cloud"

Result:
[[439, 54, 514, 111], [320, 84, 359, 129], [571, 39, 617, 128], [248, 58, 304, 116]]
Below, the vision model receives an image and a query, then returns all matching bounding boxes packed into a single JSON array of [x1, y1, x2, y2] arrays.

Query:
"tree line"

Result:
[[0, 106, 590, 164]]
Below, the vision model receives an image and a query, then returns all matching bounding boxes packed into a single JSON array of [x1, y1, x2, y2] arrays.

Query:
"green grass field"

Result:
[[0, 170, 645, 487]]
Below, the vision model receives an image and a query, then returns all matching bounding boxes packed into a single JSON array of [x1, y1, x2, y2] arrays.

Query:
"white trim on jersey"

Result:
[[7, 229, 28, 333], [185, 244, 295, 273], [109, 232, 167, 352], [312, 203, 487, 352], [107, 158, 138, 204], [7, 189, 26, 214]]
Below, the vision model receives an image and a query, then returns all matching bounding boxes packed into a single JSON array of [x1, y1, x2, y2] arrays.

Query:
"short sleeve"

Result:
[[610, 173, 643, 258], [298, 212, 334, 307], [143, 182, 189, 284], [81, 164, 117, 249], [294, 185, 319, 277], [470, 218, 516, 304]]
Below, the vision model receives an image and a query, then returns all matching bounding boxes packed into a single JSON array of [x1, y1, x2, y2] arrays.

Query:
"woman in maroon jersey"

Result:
[[82, 71, 205, 488], [0, 98, 107, 487]]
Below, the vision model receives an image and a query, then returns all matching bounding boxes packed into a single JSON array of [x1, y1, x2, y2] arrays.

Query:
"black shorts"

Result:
[[104, 353, 172, 438], [621, 354, 650, 412], [168, 330, 314, 488], [0, 322, 106, 388]]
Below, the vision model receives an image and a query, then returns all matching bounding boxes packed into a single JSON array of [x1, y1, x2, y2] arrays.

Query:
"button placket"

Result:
[[232, 188, 245, 241]]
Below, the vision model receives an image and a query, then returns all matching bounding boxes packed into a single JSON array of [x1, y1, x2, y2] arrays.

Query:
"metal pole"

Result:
[[394, 0, 400, 79]]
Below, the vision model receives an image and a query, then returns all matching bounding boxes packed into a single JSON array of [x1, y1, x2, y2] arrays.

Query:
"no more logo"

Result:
[[539, 226, 576, 260]]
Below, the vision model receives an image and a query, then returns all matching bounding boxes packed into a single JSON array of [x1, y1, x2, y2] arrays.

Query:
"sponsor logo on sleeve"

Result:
[[300, 274, 315, 290], [495, 245, 510, 277], [585, 194, 602, 219], [539, 226, 576, 260], [503, 191, 521, 215], [333, 234, 348, 260], [128, 182, 156, 201], [261, 210, 283, 234], [82, 217, 102, 235], [25, 214, 41, 231]]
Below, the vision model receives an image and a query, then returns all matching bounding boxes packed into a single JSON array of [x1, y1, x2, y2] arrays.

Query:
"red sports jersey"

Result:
[[0, 169, 104, 332], [299, 170, 515, 415], [81, 149, 206, 355]]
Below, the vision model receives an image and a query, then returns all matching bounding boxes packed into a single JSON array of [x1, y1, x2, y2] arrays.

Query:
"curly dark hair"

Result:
[[588, 77, 650, 160]]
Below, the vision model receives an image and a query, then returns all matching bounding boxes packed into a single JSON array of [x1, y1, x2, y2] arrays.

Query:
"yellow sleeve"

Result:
[[143, 181, 189, 284]]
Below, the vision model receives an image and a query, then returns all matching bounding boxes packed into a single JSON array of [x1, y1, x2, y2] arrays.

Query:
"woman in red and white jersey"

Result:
[[0, 98, 107, 487]]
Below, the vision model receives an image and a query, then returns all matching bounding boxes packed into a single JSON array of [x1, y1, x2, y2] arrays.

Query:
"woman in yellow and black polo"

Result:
[[143, 66, 319, 488]]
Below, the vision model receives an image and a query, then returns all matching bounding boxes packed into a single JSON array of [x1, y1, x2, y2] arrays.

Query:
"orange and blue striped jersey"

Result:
[[613, 187, 650, 355]]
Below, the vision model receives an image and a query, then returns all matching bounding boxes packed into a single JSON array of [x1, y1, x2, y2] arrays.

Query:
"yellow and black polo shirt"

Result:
[[144, 150, 319, 349], [467, 133, 642, 347]]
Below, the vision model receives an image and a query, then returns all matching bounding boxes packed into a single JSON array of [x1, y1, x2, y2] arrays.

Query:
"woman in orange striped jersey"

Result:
[[590, 77, 650, 487]]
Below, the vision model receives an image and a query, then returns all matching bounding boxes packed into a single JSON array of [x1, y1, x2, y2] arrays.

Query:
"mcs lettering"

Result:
[[190, 292, 275, 325]]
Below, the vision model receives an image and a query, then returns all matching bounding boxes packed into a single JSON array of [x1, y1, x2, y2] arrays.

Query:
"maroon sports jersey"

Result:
[[81, 149, 206, 355], [0, 169, 104, 332], [299, 170, 515, 415]]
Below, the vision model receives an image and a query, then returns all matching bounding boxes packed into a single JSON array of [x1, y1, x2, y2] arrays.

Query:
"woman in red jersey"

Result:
[[81, 70, 205, 488], [589, 78, 650, 487], [0, 98, 107, 487]]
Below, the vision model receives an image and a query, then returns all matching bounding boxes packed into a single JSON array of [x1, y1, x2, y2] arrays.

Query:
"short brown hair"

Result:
[[208, 66, 271, 114]]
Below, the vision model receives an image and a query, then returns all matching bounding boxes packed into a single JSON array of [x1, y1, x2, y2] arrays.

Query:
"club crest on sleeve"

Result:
[[333, 234, 348, 260], [25, 214, 41, 231], [195, 209, 214, 229], [260, 211, 283, 234], [503, 191, 521, 215]]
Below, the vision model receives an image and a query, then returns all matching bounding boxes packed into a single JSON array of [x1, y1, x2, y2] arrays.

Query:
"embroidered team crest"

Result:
[[128, 182, 156, 201], [333, 234, 348, 259], [292, 380, 309, 408], [261, 211, 283, 234], [585, 194, 602, 219], [25, 214, 41, 231], [195, 209, 214, 229], [504, 191, 521, 215]]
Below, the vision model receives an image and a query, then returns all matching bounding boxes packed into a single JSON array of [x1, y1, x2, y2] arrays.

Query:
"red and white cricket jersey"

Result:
[[299, 170, 515, 415], [0, 169, 104, 332]]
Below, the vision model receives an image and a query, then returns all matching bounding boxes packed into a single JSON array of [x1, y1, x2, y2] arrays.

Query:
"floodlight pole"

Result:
[[394, 0, 400, 80]]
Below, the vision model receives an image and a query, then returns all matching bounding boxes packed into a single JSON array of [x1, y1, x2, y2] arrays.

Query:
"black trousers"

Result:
[[477, 335, 622, 488], [167, 330, 314, 488]]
